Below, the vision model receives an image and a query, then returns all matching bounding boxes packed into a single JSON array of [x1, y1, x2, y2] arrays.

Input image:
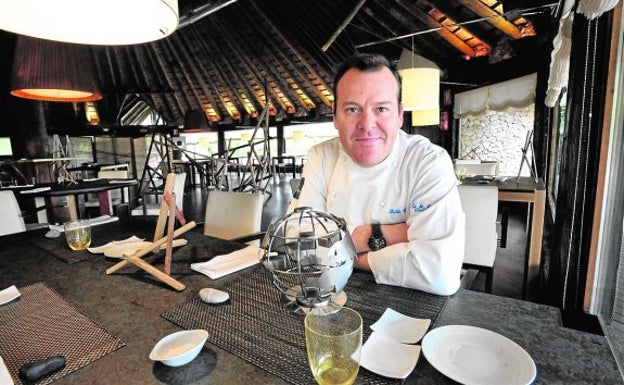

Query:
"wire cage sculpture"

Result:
[[261, 207, 356, 314]]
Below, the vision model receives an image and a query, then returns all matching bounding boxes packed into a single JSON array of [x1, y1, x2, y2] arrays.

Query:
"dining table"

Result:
[[0, 218, 621, 385], [16, 178, 138, 223]]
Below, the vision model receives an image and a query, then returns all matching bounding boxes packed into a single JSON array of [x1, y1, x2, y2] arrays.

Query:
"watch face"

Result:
[[368, 237, 386, 251]]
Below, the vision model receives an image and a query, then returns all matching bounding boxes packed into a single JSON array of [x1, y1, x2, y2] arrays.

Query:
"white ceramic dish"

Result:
[[422, 325, 536, 385], [0, 285, 20, 306], [359, 331, 421, 379], [149, 329, 208, 367], [370, 308, 431, 343]]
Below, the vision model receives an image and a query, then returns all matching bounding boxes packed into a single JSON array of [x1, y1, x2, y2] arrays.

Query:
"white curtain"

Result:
[[453, 73, 537, 118], [577, 0, 620, 20]]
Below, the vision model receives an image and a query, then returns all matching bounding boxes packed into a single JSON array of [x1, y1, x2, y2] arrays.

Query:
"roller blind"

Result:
[[453, 73, 537, 119]]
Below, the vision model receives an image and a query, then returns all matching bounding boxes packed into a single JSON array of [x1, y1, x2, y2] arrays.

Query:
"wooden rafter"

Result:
[[458, 0, 522, 39]]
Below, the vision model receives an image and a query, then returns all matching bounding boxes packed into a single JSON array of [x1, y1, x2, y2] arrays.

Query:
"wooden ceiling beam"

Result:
[[250, 1, 333, 109], [456, 0, 522, 39]]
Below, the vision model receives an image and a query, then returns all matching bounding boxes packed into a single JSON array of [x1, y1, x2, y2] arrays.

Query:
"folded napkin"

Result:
[[370, 308, 431, 344], [49, 215, 120, 232], [0, 285, 20, 306], [0, 356, 12, 385], [359, 331, 421, 379], [191, 245, 262, 279], [89, 237, 188, 258], [88, 235, 144, 254], [20, 186, 52, 194]]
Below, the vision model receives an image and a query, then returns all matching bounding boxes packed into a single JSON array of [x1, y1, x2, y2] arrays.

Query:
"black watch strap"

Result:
[[371, 223, 383, 238]]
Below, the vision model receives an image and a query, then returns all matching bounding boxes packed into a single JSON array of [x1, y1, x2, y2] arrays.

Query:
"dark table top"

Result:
[[16, 179, 138, 198], [461, 175, 545, 192], [0, 219, 621, 385]]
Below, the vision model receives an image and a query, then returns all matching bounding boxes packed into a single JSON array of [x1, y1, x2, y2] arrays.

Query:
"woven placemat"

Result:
[[162, 267, 448, 385], [0, 282, 125, 385]]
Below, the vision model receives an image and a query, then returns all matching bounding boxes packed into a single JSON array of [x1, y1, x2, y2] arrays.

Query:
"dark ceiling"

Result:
[[4, 0, 560, 131]]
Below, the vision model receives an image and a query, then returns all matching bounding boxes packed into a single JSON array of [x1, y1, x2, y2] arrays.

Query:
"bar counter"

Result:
[[0, 220, 622, 385]]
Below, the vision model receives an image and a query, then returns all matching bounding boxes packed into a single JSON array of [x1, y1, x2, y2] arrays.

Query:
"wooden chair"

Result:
[[458, 184, 499, 292], [203, 190, 265, 245]]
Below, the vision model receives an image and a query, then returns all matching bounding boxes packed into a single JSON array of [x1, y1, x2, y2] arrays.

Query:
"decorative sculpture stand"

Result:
[[106, 173, 196, 291]]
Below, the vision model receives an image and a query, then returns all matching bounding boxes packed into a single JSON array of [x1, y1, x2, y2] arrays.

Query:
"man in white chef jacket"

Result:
[[291, 53, 465, 296]]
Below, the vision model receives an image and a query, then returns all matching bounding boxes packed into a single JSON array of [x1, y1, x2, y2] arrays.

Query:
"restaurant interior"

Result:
[[0, 0, 623, 384]]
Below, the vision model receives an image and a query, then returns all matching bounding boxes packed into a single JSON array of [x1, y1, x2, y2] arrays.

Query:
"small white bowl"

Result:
[[149, 329, 209, 367]]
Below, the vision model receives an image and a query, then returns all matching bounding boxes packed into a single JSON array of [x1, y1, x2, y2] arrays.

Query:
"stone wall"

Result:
[[459, 105, 534, 176]]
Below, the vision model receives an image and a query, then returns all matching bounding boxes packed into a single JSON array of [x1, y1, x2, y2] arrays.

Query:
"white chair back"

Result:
[[454, 160, 498, 177], [0, 190, 26, 236], [458, 184, 498, 270], [204, 190, 264, 243]]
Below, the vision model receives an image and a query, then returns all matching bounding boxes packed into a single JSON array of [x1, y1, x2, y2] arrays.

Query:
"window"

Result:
[[547, 91, 567, 220], [283, 122, 337, 156]]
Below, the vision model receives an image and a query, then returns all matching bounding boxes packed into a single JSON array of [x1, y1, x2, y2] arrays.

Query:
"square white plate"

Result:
[[360, 332, 421, 379], [0, 285, 20, 306], [370, 308, 431, 343]]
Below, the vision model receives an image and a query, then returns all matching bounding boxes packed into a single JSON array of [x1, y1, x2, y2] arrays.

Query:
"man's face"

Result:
[[333, 67, 403, 167]]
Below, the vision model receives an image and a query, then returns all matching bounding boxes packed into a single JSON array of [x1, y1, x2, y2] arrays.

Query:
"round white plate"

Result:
[[422, 325, 536, 385]]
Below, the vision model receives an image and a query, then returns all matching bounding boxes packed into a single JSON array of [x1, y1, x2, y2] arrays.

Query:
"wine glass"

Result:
[[64, 219, 91, 250], [304, 305, 362, 385]]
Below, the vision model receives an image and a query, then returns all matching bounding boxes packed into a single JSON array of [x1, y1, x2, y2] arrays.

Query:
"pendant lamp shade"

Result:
[[0, 0, 178, 45], [11, 36, 102, 102], [411, 108, 440, 126], [399, 68, 440, 112]]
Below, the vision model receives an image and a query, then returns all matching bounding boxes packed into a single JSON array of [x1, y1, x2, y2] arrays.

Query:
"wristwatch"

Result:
[[368, 223, 387, 251]]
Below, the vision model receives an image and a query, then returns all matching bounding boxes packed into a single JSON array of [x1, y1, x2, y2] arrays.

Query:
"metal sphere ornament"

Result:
[[261, 207, 356, 314]]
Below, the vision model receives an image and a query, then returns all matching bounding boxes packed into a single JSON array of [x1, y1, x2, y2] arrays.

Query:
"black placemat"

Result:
[[162, 267, 449, 385], [0, 282, 125, 385]]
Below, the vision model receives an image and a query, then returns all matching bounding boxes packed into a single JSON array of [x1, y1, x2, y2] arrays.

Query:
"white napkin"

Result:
[[191, 245, 261, 279], [370, 308, 431, 344], [20, 186, 52, 194], [0, 285, 21, 306], [0, 356, 13, 385], [49, 215, 120, 232], [88, 235, 144, 254]]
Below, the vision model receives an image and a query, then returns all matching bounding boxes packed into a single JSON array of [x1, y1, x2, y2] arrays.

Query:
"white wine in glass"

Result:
[[305, 305, 362, 385], [64, 220, 92, 250]]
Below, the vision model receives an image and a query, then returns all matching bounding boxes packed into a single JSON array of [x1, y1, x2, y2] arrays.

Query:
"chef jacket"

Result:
[[293, 130, 465, 296]]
